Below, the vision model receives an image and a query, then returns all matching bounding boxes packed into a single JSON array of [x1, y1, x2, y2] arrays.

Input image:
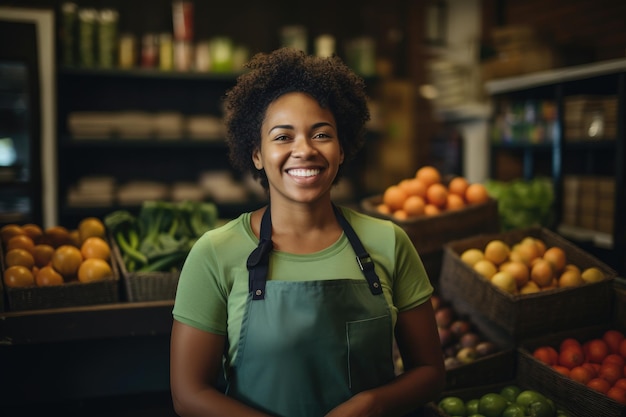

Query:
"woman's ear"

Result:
[[339, 147, 344, 164], [252, 148, 263, 170]]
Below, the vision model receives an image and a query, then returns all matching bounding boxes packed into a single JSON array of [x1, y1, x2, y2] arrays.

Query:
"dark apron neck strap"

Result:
[[246, 205, 383, 300], [332, 205, 383, 295]]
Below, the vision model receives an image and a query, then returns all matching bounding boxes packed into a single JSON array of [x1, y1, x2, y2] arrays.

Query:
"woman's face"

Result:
[[253, 92, 343, 206]]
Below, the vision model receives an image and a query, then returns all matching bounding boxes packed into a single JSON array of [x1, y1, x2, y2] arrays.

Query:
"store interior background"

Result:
[[1, 0, 626, 416]]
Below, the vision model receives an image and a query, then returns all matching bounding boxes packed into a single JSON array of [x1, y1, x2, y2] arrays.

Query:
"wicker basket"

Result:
[[517, 324, 626, 417], [360, 196, 500, 284], [439, 227, 617, 341], [110, 238, 180, 302], [445, 348, 517, 391], [1, 240, 120, 312], [436, 379, 575, 417]]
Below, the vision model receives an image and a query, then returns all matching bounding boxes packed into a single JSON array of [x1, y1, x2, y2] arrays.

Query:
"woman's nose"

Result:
[[291, 137, 318, 157]]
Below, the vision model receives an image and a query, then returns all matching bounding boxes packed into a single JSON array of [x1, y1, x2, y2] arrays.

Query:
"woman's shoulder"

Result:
[[339, 205, 397, 232], [194, 212, 254, 249]]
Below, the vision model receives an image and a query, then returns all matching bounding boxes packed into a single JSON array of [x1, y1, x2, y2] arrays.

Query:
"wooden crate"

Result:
[[1, 240, 120, 312], [439, 227, 617, 341], [360, 196, 500, 285], [110, 238, 180, 302], [517, 324, 626, 417]]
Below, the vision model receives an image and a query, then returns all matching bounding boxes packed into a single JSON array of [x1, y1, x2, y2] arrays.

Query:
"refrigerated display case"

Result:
[[0, 7, 56, 228]]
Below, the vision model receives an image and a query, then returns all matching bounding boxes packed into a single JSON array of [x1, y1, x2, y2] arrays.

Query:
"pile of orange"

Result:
[[378, 165, 490, 221], [1, 217, 113, 288], [532, 329, 626, 405], [460, 236, 606, 295]]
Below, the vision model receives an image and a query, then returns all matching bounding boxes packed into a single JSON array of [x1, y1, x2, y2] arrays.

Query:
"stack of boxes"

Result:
[[562, 175, 615, 235]]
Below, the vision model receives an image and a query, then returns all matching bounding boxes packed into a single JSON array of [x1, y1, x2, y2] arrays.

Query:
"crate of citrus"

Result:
[[439, 227, 617, 341], [360, 166, 500, 281], [0, 218, 120, 311]]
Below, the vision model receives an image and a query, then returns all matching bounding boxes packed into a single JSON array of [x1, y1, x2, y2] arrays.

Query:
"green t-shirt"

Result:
[[172, 206, 433, 363]]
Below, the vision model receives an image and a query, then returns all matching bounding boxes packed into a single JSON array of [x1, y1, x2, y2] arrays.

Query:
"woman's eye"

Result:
[[274, 135, 290, 141], [313, 132, 331, 139]]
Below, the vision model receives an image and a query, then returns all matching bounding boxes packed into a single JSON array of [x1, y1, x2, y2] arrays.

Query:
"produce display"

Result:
[[431, 294, 500, 369], [438, 385, 571, 417], [531, 329, 626, 405], [376, 165, 490, 221], [459, 235, 607, 295], [105, 200, 218, 273], [484, 178, 554, 231], [1, 217, 115, 288]]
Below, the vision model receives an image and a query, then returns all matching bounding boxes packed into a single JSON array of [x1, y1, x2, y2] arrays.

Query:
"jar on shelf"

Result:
[[78, 8, 97, 68], [97, 8, 118, 68]]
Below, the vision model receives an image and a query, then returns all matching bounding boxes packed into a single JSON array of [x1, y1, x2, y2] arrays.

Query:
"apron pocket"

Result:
[[346, 314, 394, 393]]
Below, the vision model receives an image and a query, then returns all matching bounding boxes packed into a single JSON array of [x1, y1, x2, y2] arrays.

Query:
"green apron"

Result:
[[226, 205, 395, 416]]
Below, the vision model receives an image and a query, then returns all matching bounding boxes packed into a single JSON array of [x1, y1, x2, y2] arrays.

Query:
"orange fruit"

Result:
[[473, 259, 498, 279], [415, 165, 441, 187], [0, 224, 24, 244], [585, 338, 610, 364], [78, 258, 113, 283], [520, 280, 541, 294], [423, 204, 441, 216], [513, 239, 541, 266], [465, 183, 489, 204], [4, 248, 35, 269], [382, 185, 408, 211], [581, 362, 599, 378], [559, 346, 585, 369], [51, 244, 83, 280], [484, 240, 511, 266], [6, 234, 35, 253], [558, 268, 584, 287], [607, 386, 626, 405], [530, 259, 554, 287], [445, 193, 465, 211], [425, 183, 448, 208], [603, 330, 625, 354], [570, 365, 593, 384], [587, 377, 611, 394], [533, 346, 559, 366], [599, 362, 624, 385], [35, 265, 65, 286], [392, 209, 408, 221], [3, 265, 35, 288], [399, 178, 427, 198], [80, 236, 111, 261], [460, 248, 484, 266], [41, 225, 72, 248], [403, 195, 426, 217], [32, 243, 55, 268], [78, 217, 106, 243], [21, 223, 43, 243], [543, 246, 567, 273], [448, 176, 469, 197], [376, 203, 391, 215], [500, 261, 529, 288]]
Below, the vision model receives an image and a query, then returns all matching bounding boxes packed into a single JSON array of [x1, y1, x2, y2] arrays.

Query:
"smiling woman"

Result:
[[170, 48, 445, 417]]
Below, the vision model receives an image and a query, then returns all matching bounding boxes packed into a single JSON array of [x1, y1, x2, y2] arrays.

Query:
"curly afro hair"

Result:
[[223, 47, 371, 190]]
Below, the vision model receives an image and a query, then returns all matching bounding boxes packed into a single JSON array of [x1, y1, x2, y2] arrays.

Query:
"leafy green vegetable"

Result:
[[485, 177, 554, 231], [105, 200, 218, 273]]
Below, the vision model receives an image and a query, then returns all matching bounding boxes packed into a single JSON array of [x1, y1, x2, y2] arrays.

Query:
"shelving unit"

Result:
[[56, 67, 267, 226], [485, 59, 626, 275]]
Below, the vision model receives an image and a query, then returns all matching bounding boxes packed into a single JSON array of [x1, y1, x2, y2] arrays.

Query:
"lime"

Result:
[[515, 390, 547, 412], [478, 393, 510, 417], [502, 403, 525, 417], [438, 396, 466, 417], [528, 399, 555, 417], [500, 385, 522, 402], [468, 414, 487, 417], [466, 398, 480, 415]]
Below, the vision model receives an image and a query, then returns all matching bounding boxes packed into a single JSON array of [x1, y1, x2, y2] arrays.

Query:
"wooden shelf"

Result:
[[0, 300, 174, 345]]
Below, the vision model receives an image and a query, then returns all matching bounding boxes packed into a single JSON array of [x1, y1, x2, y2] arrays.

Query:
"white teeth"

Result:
[[288, 168, 320, 177]]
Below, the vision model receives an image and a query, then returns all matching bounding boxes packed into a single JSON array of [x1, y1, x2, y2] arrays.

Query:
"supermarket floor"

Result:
[[4, 392, 178, 417]]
